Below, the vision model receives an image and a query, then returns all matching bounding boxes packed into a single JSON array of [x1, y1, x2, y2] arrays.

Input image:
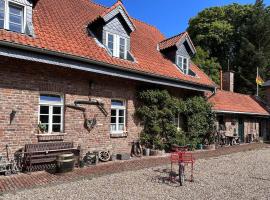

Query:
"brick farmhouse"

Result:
[[0, 0, 269, 157]]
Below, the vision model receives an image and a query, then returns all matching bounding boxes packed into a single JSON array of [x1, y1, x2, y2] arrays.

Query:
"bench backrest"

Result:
[[25, 142, 74, 153]]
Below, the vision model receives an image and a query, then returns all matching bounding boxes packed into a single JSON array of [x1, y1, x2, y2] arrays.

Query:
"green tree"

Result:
[[188, 4, 252, 67], [192, 47, 221, 85], [188, 1, 270, 94], [235, 0, 270, 94]]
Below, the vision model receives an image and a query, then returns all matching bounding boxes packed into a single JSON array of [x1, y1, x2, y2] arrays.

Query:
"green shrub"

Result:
[[136, 89, 215, 151], [184, 96, 216, 145]]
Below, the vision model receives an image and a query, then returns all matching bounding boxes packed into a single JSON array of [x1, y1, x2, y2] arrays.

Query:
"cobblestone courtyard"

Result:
[[2, 147, 270, 200]]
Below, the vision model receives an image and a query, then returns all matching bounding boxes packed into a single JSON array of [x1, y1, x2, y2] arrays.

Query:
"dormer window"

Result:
[[106, 32, 127, 59], [0, 0, 26, 33], [177, 55, 189, 74], [88, 1, 135, 62]]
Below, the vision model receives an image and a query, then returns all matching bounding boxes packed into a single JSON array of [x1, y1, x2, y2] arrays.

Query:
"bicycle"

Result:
[[170, 149, 194, 186], [131, 140, 142, 157]]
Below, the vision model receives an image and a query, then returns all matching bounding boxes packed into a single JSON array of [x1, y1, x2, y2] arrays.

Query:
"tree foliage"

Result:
[[188, 1, 270, 94], [136, 89, 215, 151], [192, 47, 221, 85], [184, 96, 216, 145]]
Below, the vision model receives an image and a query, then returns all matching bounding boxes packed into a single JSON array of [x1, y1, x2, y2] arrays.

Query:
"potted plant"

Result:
[[203, 132, 216, 150], [140, 133, 152, 156], [38, 122, 47, 133], [197, 143, 203, 150], [150, 137, 165, 156], [143, 143, 151, 156]]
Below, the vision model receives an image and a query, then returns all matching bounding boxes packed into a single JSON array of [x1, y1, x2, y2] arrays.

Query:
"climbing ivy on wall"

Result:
[[136, 89, 215, 151]]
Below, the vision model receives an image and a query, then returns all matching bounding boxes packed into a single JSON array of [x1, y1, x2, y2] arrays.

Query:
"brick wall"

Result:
[[0, 57, 140, 157], [0, 57, 200, 158]]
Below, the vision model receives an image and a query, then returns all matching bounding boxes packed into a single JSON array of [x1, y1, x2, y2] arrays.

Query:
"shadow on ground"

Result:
[[149, 167, 194, 187]]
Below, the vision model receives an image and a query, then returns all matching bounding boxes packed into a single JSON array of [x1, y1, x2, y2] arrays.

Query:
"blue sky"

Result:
[[94, 0, 270, 37]]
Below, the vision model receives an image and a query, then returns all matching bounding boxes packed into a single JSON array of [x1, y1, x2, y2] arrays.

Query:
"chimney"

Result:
[[222, 71, 234, 92], [220, 70, 223, 90]]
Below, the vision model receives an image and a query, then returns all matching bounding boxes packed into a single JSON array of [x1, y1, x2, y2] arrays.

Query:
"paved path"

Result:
[[0, 143, 268, 195]]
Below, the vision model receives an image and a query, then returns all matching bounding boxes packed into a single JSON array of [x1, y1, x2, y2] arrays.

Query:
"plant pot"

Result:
[[150, 149, 159, 156], [203, 144, 216, 150], [143, 148, 150, 156], [197, 144, 203, 150]]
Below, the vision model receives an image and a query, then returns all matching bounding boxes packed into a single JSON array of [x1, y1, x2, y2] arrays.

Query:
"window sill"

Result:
[[110, 132, 128, 138], [36, 133, 67, 137]]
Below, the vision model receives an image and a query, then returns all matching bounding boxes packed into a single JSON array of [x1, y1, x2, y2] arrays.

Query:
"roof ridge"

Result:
[[159, 32, 187, 43]]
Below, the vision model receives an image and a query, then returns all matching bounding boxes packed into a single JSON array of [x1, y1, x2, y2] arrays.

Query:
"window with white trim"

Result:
[[110, 100, 126, 133], [176, 55, 189, 75], [0, 0, 25, 33], [106, 32, 127, 59], [39, 94, 64, 133]]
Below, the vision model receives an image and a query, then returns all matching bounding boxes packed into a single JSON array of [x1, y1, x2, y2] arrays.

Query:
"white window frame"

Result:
[[106, 32, 127, 59], [38, 94, 64, 134], [176, 55, 189, 75], [110, 99, 126, 134], [0, 0, 26, 33]]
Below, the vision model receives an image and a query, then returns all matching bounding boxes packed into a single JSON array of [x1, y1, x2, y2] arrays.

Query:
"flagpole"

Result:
[[257, 67, 259, 96]]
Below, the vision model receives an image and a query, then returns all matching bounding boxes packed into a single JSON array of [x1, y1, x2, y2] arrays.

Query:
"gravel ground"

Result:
[[2, 148, 270, 200]]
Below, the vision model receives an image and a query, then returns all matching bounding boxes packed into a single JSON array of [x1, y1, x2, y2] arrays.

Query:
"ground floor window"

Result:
[[110, 99, 126, 134], [39, 94, 64, 133]]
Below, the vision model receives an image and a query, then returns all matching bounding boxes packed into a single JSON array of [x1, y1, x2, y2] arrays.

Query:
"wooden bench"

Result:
[[23, 142, 80, 172]]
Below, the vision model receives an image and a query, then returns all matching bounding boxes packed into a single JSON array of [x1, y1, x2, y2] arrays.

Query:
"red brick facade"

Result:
[[0, 57, 200, 157]]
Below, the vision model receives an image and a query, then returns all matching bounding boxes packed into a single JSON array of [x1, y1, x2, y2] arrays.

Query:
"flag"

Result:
[[256, 74, 264, 86]]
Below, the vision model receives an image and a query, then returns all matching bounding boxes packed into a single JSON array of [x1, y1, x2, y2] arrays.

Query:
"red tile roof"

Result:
[[208, 90, 270, 115], [0, 0, 215, 88], [159, 32, 187, 50]]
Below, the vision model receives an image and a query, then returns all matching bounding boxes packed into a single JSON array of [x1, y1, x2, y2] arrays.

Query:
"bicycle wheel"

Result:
[[179, 163, 185, 186], [133, 144, 142, 157]]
